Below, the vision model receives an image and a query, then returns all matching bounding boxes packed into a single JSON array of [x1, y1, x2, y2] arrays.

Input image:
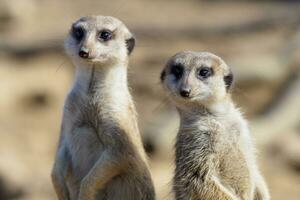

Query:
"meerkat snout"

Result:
[[78, 46, 90, 58], [64, 16, 135, 65], [179, 87, 191, 98], [161, 51, 233, 104]]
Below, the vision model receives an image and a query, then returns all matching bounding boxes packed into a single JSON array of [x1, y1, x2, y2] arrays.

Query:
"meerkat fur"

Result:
[[51, 16, 155, 200], [161, 51, 270, 200]]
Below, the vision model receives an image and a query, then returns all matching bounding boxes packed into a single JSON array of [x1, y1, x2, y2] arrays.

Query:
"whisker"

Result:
[[152, 96, 171, 114], [54, 58, 68, 74]]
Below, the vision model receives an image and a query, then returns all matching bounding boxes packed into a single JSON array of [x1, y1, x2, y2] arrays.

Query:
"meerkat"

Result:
[[51, 16, 155, 200], [160, 51, 270, 200]]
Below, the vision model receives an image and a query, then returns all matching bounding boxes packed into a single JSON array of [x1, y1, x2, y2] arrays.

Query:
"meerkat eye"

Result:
[[171, 64, 184, 79], [197, 67, 213, 79], [72, 26, 84, 41], [98, 30, 113, 41]]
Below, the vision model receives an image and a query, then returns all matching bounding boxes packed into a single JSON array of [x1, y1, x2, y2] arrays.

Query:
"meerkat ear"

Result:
[[125, 36, 135, 55], [224, 72, 234, 91], [160, 69, 166, 82]]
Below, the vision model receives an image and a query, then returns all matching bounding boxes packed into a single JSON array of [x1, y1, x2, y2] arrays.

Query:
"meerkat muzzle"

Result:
[[180, 88, 191, 98], [78, 47, 90, 59]]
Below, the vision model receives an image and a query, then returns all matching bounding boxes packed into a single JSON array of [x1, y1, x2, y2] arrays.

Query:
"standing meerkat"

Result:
[[51, 16, 155, 200], [160, 51, 270, 200]]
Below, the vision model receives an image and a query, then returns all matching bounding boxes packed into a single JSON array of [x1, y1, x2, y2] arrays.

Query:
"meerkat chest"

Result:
[[176, 122, 216, 165], [63, 93, 117, 178], [216, 121, 255, 195]]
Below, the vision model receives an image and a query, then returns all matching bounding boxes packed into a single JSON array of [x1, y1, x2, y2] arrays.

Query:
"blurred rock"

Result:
[[0, 175, 24, 200], [143, 107, 179, 158], [283, 28, 300, 72], [21, 90, 52, 110], [0, 2, 12, 32], [269, 131, 300, 171], [229, 54, 286, 117], [251, 29, 300, 144]]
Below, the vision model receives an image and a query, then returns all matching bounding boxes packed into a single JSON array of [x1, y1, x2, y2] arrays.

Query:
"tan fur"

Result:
[[161, 51, 270, 200], [51, 16, 155, 200]]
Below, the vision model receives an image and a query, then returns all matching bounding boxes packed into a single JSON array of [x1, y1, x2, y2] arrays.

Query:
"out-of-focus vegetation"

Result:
[[0, 0, 299, 199]]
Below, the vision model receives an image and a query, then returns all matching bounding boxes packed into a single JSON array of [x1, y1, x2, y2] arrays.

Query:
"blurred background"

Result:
[[0, 0, 299, 199]]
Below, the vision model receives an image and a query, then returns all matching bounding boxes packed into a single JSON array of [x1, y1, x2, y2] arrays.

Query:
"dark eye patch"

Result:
[[71, 26, 85, 41], [98, 29, 113, 41], [197, 67, 213, 79], [170, 63, 184, 80]]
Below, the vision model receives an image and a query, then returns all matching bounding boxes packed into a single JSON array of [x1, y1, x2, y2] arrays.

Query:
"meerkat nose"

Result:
[[180, 88, 191, 98], [78, 47, 90, 59]]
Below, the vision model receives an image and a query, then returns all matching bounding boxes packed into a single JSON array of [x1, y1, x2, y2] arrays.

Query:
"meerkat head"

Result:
[[161, 51, 233, 107], [64, 15, 135, 66]]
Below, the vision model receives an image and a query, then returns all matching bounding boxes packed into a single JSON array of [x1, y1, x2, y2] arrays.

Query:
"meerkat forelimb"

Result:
[[161, 51, 270, 200], [51, 132, 71, 200], [51, 16, 155, 200]]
